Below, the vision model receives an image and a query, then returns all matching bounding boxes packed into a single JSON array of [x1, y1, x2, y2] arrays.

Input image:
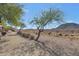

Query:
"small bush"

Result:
[[48, 32, 51, 35], [58, 33, 63, 36], [22, 33, 26, 37], [1, 31, 6, 36], [18, 31, 35, 40], [64, 34, 68, 36], [70, 34, 74, 36], [24, 34, 30, 38], [29, 35, 35, 40]]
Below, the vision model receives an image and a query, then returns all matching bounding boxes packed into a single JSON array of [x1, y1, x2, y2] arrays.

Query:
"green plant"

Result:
[[0, 3, 24, 28], [30, 8, 64, 41]]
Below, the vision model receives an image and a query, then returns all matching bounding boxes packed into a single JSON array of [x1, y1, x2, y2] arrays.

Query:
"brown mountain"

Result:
[[57, 23, 79, 29]]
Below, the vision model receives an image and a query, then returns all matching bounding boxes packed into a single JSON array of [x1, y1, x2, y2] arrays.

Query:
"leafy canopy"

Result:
[[30, 8, 64, 29], [0, 3, 23, 28]]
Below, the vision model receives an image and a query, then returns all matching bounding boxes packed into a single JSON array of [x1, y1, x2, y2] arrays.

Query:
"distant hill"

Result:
[[57, 23, 79, 29]]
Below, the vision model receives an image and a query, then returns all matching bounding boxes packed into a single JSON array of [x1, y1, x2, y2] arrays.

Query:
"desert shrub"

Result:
[[11, 29, 16, 32], [18, 31, 35, 40], [58, 33, 63, 36], [18, 31, 30, 38], [1, 31, 6, 36], [4, 26, 12, 31], [70, 34, 74, 36], [22, 33, 35, 40], [64, 34, 68, 36], [22, 33, 26, 37], [29, 35, 35, 40], [23, 34, 30, 38], [48, 32, 51, 35]]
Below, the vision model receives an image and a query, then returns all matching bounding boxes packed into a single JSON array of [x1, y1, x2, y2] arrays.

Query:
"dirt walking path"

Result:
[[0, 32, 53, 56]]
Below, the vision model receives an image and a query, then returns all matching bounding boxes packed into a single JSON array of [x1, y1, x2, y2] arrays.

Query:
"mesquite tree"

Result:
[[0, 3, 24, 39], [0, 3, 23, 27], [30, 8, 64, 41]]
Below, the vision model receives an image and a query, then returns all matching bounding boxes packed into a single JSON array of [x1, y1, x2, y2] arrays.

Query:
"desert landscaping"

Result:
[[0, 3, 79, 56], [0, 27, 79, 56], [18, 28, 79, 56]]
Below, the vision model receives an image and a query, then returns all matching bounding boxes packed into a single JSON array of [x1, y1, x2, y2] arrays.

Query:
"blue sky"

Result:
[[21, 3, 79, 29]]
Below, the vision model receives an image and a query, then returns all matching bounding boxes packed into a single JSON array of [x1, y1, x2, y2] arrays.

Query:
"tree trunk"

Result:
[[35, 29, 41, 41], [0, 32, 1, 40], [0, 20, 2, 40], [0, 36, 1, 40], [0, 17, 2, 40]]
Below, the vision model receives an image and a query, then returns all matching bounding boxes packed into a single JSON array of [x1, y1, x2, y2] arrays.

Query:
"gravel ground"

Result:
[[0, 30, 79, 56], [0, 32, 52, 56]]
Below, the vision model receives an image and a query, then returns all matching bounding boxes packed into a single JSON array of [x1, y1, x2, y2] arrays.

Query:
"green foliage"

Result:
[[18, 22, 26, 29], [0, 3, 23, 27], [30, 8, 64, 29], [4, 26, 12, 31]]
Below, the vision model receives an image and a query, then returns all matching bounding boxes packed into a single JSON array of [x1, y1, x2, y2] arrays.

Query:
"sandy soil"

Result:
[[0, 32, 51, 56], [0, 30, 79, 56], [21, 30, 79, 56]]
